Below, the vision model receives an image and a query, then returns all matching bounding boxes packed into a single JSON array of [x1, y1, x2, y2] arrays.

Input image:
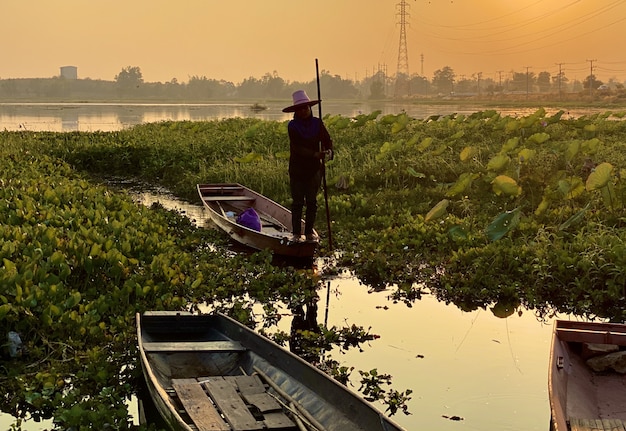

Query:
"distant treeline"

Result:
[[0, 71, 365, 102], [2, 64, 624, 102]]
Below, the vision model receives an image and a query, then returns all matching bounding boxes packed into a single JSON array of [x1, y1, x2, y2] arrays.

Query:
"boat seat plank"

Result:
[[242, 393, 283, 413], [224, 375, 266, 395], [556, 328, 626, 345], [142, 341, 245, 352], [171, 379, 229, 431], [261, 412, 298, 430], [199, 186, 244, 192], [203, 196, 256, 202], [203, 378, 264, 431], [570, 418, 626, 431]]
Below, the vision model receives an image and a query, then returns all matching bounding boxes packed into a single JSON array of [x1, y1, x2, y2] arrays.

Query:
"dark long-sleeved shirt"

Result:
[[288, 115, 332, 181]]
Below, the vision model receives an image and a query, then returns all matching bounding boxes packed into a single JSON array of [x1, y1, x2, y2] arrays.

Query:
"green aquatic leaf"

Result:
[[234, 152, 263, 163], [527, 132, 550, 144], [586, 162, 613, 191], [491, 175, 522, 197], [557, 177, 585, 199], [485, 208, 521, 241], [565, 140, 581, 162], [518, 148, 536, 163], [487, 154, 510, 172], [446, 172, 479, 197], [406, 167, 425, 178], [460, 146, 477, 162], [501, 137, 519, 153], [417, 137, 433, 152], [490, 300, 520, 318], [425, 199, 449, 222], [559, 203, 590, 231]]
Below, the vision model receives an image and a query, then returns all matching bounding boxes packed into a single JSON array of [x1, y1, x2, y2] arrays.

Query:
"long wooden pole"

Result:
[[315, 58, 333, 251]]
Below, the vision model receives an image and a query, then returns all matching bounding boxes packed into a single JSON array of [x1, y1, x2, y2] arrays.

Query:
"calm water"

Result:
[[0, 103, 583, 431], [0, 101, 594, 132], [132, 192, 558, 431]]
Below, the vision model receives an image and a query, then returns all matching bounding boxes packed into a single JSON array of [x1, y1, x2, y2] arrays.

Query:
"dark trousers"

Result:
[[290, 170, 322, 236]]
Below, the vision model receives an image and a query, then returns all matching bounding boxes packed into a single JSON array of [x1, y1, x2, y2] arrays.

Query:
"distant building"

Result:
[[60, 66, 77, 79]]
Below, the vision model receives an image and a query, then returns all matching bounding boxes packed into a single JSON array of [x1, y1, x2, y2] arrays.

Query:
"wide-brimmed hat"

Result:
[[282, 90, 320, 112]]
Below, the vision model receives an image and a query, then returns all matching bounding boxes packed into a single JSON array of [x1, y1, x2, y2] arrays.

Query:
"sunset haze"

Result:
[[3, 0, 626, 85]]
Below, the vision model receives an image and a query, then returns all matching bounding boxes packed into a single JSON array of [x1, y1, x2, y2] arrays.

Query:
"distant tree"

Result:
[[510, 71, 535, 92], [536, 71, 551, 93], [115, 66, 143, 88], [369, 79, 385, 99], [583, 74, 603, 89], [408, 75, 430, 95], [260, 71, 286, 98], [551, 72, 569, 92], [432, 66, 455, 94]]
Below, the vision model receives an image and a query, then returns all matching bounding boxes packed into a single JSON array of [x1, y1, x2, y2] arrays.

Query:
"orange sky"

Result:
[[3, 0, 626, 84]]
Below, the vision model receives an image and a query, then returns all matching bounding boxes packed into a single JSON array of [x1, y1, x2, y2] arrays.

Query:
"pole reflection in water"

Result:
[[131, 189, 558, 431]]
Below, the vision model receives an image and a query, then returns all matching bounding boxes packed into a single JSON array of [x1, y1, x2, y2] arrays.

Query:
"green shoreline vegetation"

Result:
[[2, 106, 626, 428]]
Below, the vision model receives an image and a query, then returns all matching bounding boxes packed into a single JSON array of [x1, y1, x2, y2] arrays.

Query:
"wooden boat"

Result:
[[548, 319, 626, 431], [137, 311, 406, 431], [250, 103, 268, 112], [197, 183, 318, 258]]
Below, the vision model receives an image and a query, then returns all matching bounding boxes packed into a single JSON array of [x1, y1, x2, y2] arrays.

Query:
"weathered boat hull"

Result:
[[548, 320, 626, 431], [137, 311, 405, 431], [197, 183, 318, 258]]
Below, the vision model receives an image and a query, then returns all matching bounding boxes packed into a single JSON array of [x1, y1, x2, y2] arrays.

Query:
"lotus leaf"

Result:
[[527, 132, 550, 144], [518, 148, 535, 163], [534, 197, 550, 216], [432, 144, 448, 156], [446, 172, 479, 197], [585, 162, 613, 191], [485, 208, 521, 241], [581, 138, 600, 154], [505, 119, 520, 133], [460, 146, 477, 162], [490, 300, 519, 318], [557, 177, 585, 199], [391, 114, 410, 133], [447, 225, 468, 242], [501, 137, 519, 153], [491, 175, 521, 197], [417, 137, 433, 152], [425, 199, 449, 222], [565, 140, 581, 162], [487, 154, 510, 172]]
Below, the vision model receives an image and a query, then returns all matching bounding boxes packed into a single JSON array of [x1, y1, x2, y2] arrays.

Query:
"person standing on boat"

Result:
[[283, 90, 333, 242]]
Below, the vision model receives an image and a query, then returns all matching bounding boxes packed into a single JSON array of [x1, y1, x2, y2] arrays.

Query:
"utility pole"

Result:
[[525, 66, 532, 100], [555, 63, 564, 101], [394, 0, 410, 98], [420, 53, 424, 76], [587, 59, 596, 98]]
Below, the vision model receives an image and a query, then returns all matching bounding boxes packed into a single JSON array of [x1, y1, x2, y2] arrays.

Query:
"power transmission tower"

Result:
[[394, 0, 410, 98]]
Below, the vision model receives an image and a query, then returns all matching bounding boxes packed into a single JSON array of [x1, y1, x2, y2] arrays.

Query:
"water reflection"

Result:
[[133, 189, 558, 431], [0, 101, 593, 133]]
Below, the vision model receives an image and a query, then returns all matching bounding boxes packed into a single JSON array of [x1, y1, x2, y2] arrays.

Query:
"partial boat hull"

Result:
[[197, 183, 318, 258], [548, 320, 626, 431], [137, 311, 405, 431]]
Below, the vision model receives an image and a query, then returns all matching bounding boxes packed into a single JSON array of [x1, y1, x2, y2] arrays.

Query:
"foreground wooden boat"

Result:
[[197, 183, 318, 258], [548, 320, 626, 431], [137, 311, 405, 431]]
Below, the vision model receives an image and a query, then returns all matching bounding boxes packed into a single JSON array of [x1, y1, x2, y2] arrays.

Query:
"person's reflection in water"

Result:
[[289, 300, 320, 363]]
